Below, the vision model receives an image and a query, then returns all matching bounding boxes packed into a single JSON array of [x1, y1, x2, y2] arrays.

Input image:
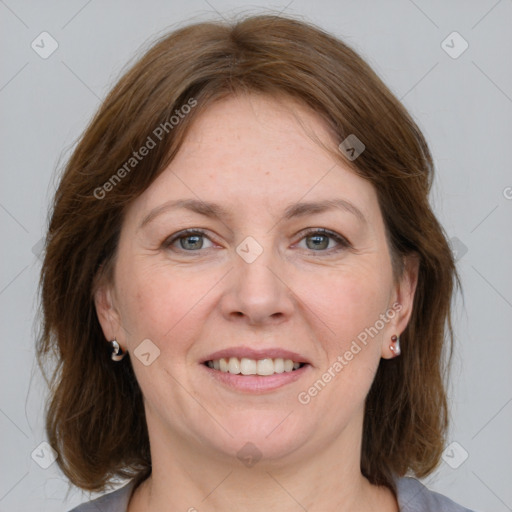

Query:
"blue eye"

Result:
[[297, 228, 350, 253], [164, 228, 350, 254], [165, 229, 212, 251]]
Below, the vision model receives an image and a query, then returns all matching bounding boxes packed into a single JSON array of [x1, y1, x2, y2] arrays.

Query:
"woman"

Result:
[[37, 14, 476, 512]]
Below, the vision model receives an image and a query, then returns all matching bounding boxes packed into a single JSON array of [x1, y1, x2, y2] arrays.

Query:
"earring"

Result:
[[390, 334, 401, 357], [110, 339, 126, 361]]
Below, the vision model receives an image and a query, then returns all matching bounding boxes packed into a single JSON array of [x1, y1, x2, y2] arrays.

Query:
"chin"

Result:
[[196, 410, 312, 465]]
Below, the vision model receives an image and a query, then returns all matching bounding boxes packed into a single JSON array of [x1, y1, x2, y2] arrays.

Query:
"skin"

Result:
[[95, 93, 418, 512]]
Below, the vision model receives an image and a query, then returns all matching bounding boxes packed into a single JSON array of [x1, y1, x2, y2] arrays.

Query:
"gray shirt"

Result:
[[69, 476, 477, 511]]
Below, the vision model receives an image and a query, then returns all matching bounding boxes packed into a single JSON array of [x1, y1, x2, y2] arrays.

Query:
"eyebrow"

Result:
[[138, 197, 366, 230]]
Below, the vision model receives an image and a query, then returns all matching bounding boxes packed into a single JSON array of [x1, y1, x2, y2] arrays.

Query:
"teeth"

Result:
[[206, 357, 303, 376], [228, 357, 240, 374], [274, 358, 285, 373], [257, 358, 274, 376], [219, 358, 229, 372], [240, 357, 256, 375]]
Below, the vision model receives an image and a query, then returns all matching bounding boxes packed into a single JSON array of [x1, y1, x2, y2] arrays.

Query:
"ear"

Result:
[[381, 252, 419, 359], [93, 274, 123, 345]]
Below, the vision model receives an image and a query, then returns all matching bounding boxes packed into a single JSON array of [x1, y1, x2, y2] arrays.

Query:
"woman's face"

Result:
[[95, 94, 417, 467]]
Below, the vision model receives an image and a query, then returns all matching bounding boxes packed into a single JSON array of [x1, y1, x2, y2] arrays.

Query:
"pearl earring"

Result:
[[390, 334, 401, 357], [110, 339, 126, 361]]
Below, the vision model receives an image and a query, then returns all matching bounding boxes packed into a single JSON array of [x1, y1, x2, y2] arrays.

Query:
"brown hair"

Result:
[[37, 13, 459, 493]]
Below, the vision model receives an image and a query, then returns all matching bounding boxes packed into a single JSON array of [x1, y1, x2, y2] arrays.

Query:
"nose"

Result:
[[220, 240, 295, 326]]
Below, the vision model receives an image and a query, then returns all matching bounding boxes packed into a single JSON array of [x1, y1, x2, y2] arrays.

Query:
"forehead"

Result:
[[180, 93, 335, 163], [125, 93, 380, 227]]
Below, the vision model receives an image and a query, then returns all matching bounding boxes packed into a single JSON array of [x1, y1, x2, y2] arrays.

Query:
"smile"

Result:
[[205, 357, 305, 376]]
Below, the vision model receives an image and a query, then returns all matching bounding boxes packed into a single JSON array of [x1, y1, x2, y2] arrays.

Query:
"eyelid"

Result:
[[163, 227, 351, 253], [297, 227, 351, 247], [164, 228, 215, 250]]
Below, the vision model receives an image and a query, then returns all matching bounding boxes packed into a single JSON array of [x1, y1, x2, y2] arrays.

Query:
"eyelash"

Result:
[[163, 228, 351, 255]]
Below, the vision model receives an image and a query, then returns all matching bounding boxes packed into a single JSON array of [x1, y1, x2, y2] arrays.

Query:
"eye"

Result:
[[163, 228, 351, 254], [164, 229, 214, 252], [296, 228, 351, 253]]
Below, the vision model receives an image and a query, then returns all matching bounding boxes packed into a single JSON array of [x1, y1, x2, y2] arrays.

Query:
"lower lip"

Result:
[[201, 363, 311, 392]]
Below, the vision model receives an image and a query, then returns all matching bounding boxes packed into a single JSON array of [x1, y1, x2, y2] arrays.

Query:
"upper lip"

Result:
[[202, 347, 310, 364]]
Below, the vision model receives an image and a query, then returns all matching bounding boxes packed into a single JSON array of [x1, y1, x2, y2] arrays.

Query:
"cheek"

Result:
[[116, 260, 218, 347], [296, 263, 391, 348], [295, 269, 388, 423]]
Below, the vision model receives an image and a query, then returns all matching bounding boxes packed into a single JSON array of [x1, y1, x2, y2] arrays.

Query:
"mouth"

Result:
[[200, 348, 311, 392], [203, 357, 307, 376]]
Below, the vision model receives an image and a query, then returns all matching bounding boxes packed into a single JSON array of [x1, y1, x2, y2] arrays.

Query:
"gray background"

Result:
[[1, 0, 511, 510]]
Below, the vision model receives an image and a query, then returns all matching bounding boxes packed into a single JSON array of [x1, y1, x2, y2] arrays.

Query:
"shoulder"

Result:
[[68, 481, 135, 512], [396, 477, 477, 512], [68, 476, 478, 512]]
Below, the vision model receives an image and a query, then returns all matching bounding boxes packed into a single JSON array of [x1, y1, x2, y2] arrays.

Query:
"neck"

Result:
[[128, 412, 398, 512]]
